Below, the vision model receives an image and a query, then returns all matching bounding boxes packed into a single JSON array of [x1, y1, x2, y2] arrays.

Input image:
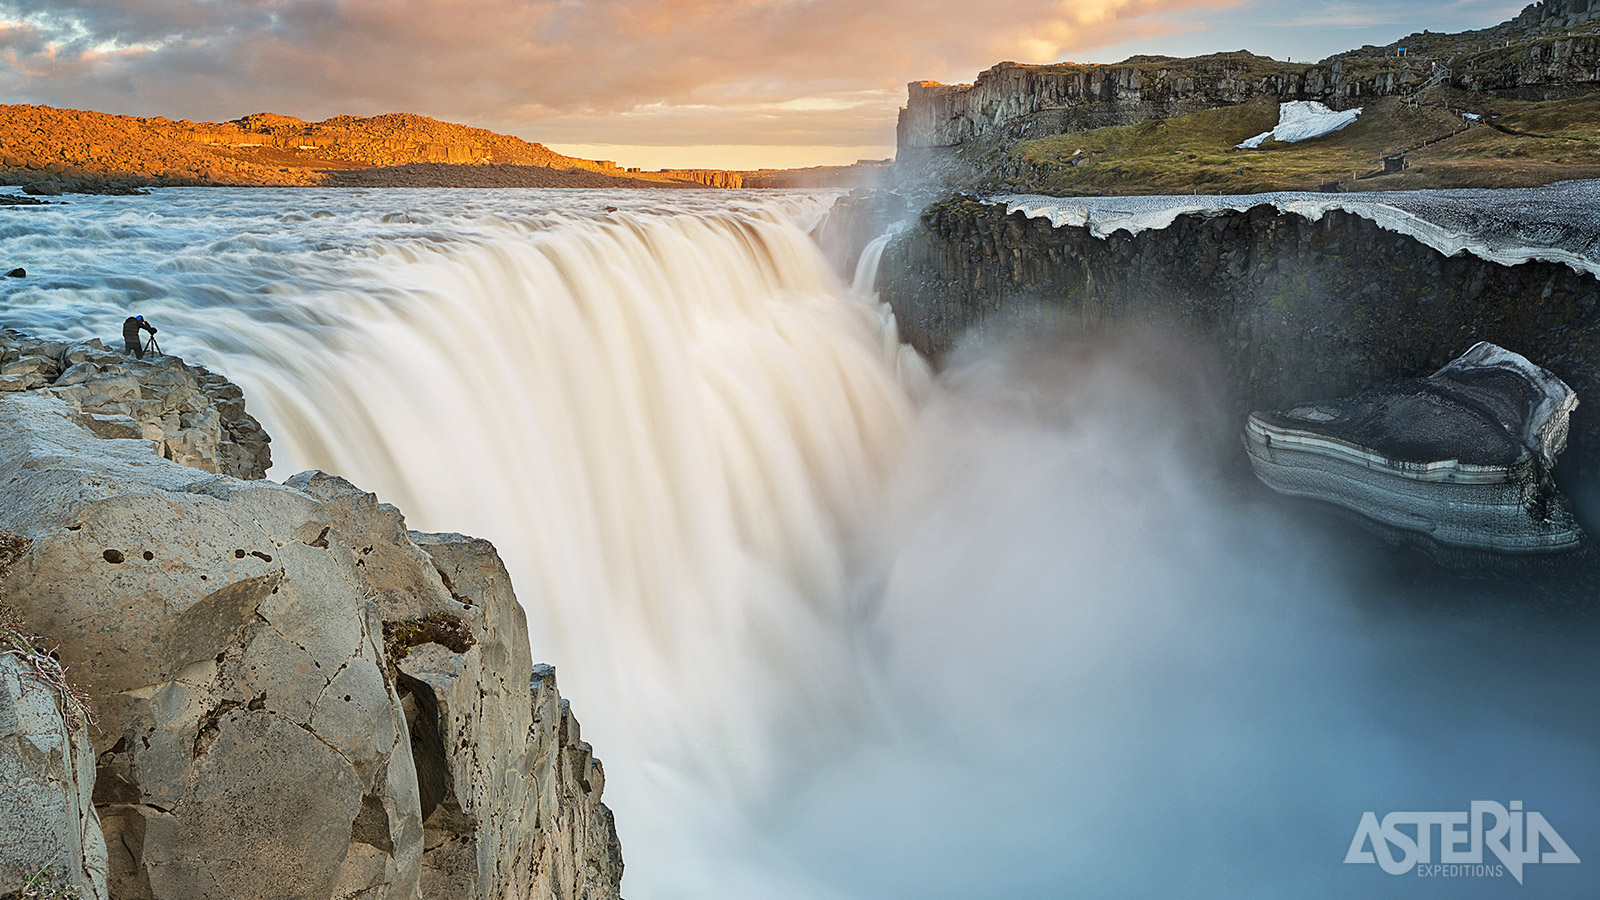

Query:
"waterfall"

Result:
[[3, 188, 1596, 900], [0, 188, 923, 897]]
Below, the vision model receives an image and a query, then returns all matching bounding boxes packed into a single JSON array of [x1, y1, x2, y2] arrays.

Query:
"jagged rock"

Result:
[[397, 533, 623, 900], [1244, 342, 1581, 553], [0, 654, 109, 900], [0, 331, 270, 479], [0, 337, 623, 900]]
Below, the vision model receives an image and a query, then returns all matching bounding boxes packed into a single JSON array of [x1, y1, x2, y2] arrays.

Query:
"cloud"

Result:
[[0, 0, 1240, 162]]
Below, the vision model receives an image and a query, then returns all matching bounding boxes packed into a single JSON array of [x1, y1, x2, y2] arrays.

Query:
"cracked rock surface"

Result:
[[0, 340, 622, 900], [0, 653, 109, 899]]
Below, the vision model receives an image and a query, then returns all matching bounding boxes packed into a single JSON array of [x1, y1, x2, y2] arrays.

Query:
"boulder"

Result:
[[1244, 342, 1582, 553]]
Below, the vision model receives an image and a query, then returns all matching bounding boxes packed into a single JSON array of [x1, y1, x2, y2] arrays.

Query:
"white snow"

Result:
[[994, 181, 1600, 277], [1237, 101, 1362, 149]]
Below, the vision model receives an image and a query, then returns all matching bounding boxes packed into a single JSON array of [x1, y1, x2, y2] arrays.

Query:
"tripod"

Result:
[[143, 335, 162, 357]]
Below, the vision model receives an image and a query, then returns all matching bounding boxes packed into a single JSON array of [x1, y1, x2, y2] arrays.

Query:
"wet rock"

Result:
[[1244, 342, 1581, 553], [5, 267, 23, 278], [875, 197, 1600, 487]]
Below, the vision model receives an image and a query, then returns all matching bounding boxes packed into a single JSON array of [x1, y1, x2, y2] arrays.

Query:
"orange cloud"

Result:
[[0, 0, 1242, 166]]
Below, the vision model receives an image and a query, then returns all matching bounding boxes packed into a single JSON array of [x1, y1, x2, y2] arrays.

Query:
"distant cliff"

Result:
[[0, 105, 745, 191], [897, 3, 1600, 155]]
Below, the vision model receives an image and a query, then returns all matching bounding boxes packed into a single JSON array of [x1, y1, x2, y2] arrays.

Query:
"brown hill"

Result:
[[0, 105, 744, 191]]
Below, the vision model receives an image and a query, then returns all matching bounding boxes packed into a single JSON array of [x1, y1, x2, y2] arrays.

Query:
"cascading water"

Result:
[[2, 188, 1596, 900]]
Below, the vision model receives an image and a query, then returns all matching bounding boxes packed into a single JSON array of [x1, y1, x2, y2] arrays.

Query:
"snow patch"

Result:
[[1237, 101, 1362, 149]]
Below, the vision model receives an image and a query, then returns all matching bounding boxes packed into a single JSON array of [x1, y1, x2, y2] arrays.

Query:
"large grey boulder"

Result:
[[1244, 342, 1582, 553], [0, 652, 108, 900], [0, 347, 622, 900]]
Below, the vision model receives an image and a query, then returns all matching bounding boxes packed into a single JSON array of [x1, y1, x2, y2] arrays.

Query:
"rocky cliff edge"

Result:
[[0, 332, 622, 900]]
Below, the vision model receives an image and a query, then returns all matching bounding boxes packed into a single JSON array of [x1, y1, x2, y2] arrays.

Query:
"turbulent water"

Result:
[[2, 188, 1597, 899]]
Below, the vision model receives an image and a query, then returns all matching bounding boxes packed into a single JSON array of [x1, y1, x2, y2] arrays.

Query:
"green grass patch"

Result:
[[1011, 96, 1475, 194], [381, 611, 475, 668]]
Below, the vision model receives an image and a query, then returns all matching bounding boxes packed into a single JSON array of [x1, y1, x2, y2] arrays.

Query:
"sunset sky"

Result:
[[0, 0, 1530, 169]]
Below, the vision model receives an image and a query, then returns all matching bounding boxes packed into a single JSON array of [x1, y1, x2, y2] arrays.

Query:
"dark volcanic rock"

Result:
[[876, 197, 1600, 490], [1245, 342, 1580, 553]]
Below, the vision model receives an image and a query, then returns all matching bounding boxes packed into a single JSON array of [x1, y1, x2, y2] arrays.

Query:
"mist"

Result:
[[752, 323, 1600, 899]]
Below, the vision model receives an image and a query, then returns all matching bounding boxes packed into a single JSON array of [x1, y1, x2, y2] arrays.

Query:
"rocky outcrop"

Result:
[[876, 198, 1600, 486], [898, 54, 1332, 150], [1244, 342, 1582, 552], [0, 330, 270, 480], [896, 4, 1600, 155], [651, 169, 743, 188], [0, 652, 108, 900], [0, 344, 623, 900], [1515, 0, 1597, 30]]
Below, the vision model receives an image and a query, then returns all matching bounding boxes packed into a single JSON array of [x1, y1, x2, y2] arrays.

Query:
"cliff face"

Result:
[[0, 338, 623, 900], [898, 55, 1338, 150], [897, 3, 1600, 155], [877, 200, 1600, 483]]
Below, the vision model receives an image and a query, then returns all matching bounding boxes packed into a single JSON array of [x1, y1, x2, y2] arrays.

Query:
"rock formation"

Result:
[[896, 3, 1600, 156], [1244, 342, 1581, 552], [0, 330, 270, 480], [872, 196, 1600, 485], [0, 337, 623, 900]]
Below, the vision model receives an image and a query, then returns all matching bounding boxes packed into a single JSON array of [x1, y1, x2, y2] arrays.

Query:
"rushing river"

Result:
[[1, 188, 1596, 899]]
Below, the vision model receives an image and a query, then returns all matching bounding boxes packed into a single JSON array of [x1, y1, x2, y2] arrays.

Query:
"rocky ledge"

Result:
[[1245, 342, 1582, 553], [0, 330, 271, 480], [0, 338, 622, 900]]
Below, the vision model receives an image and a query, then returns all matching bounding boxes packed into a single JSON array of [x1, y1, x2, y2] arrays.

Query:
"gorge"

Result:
[[1, 188, 1597, 900]]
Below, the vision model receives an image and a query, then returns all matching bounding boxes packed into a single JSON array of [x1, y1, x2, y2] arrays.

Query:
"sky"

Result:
[[0, 0, 1531, 170]]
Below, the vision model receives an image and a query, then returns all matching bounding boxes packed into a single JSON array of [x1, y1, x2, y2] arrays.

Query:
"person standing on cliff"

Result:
[[123, 315, 157, 359]]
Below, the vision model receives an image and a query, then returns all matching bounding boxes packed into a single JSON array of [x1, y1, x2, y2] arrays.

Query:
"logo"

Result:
[[1345, 801, 1580, 884]]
